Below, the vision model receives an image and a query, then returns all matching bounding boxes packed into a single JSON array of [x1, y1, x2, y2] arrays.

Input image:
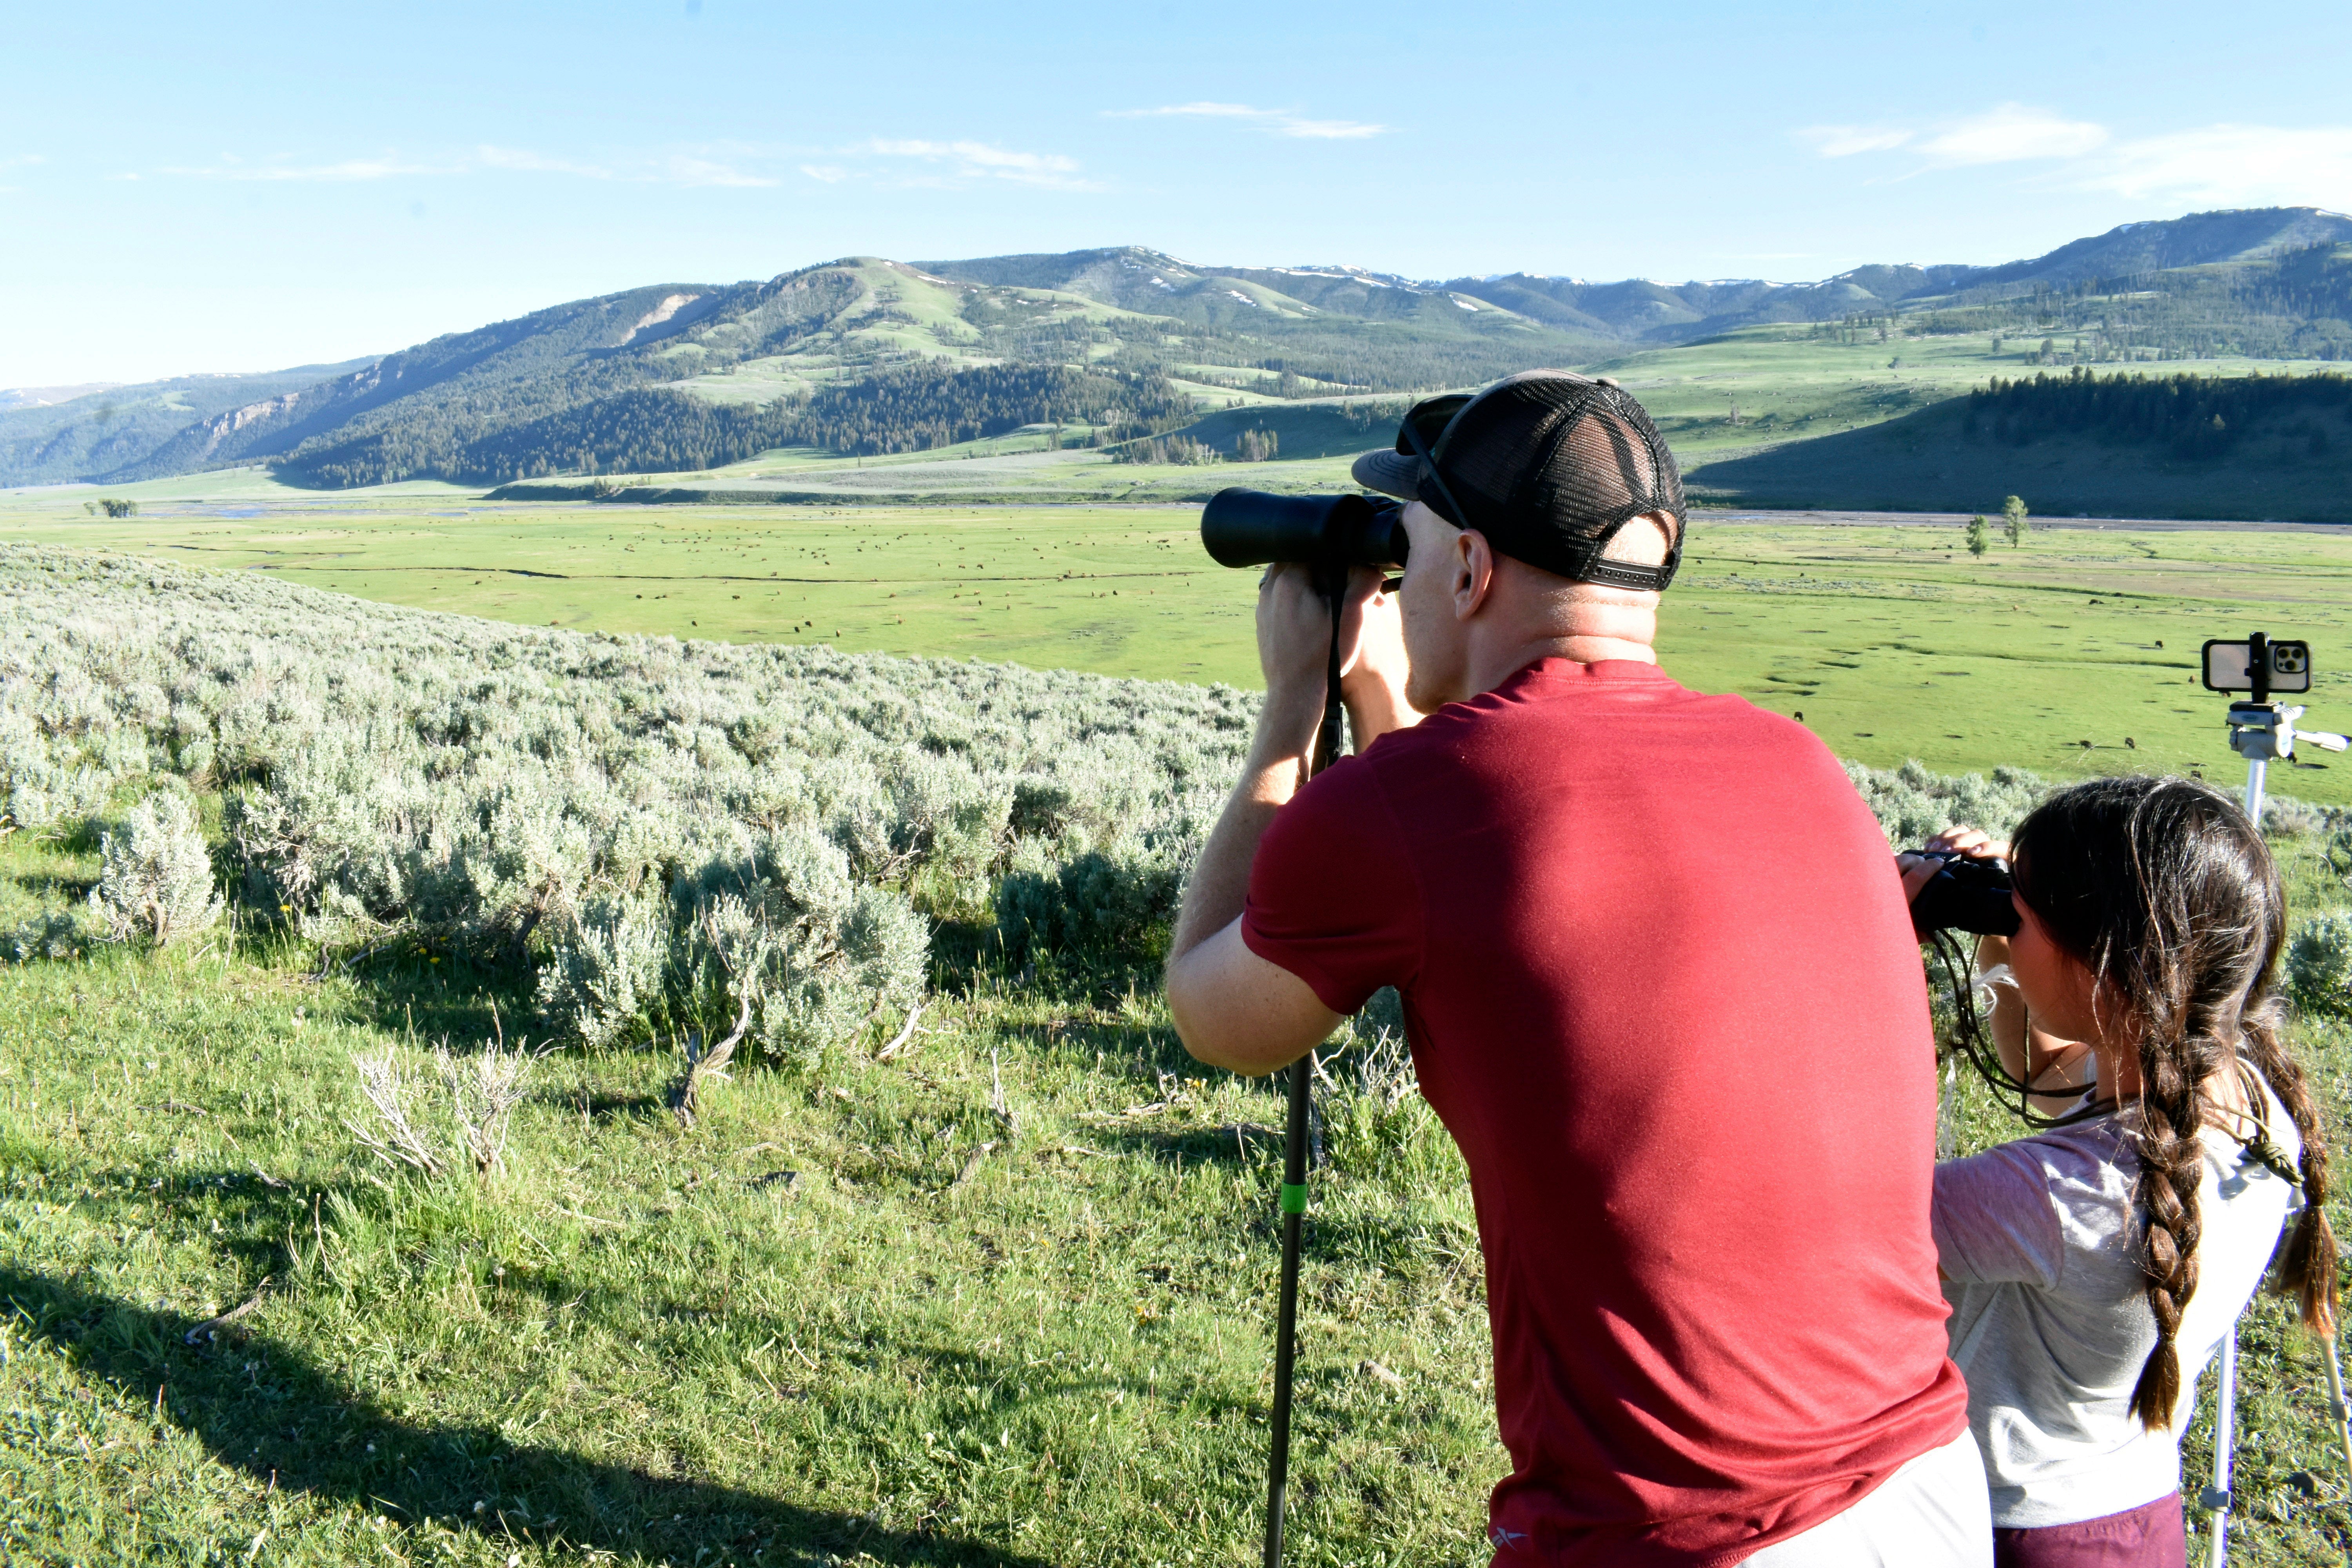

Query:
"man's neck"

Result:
[[1467, 632, 1656, 697]]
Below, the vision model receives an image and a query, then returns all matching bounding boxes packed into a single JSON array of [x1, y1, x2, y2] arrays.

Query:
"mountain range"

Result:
[[6, 206, 2349, 491]]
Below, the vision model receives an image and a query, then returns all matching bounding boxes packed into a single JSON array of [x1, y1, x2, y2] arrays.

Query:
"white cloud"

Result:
[[0, 154, 43, 169], [1916, 104, 2108, 165], [1119, 101, 1261, 120], [1796, 125, 1912, 158], [799, 164, 851, 183], [664, 155, 777, 187], [475, 145, 615, 178], [862, 139, 1097, 189], [1797, 101, 2352, 209], [1111, 102, 1388, 140], [2083, 124, 2352, 207], [149, 145, 783, 189], [162, 155, 446, 181], [1799, 105, 2106, 167], [1276, 118, 1387, 141]]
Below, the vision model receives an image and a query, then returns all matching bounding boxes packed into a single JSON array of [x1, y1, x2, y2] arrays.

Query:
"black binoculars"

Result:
[[1907, 850, 2022, 939], [1199, 489, 1409, 582]]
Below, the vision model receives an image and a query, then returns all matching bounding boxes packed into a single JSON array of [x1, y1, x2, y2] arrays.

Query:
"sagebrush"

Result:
[[20, 541, 2331, 1057]]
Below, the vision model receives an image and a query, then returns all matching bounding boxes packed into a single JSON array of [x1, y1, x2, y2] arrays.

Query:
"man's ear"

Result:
[[1454, 529, 1497, 620]]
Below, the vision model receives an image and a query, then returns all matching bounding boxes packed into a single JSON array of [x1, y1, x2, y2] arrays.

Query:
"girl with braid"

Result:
[[1899, 775, 2336, 1568]]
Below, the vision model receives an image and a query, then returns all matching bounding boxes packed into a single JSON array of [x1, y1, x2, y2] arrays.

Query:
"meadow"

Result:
[[5, 543, 2352, 1567], [9, 474, 2351, 806]]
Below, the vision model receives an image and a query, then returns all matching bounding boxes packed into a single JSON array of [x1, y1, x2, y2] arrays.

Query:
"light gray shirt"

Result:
[[1932, 1079, 2301, 1528]]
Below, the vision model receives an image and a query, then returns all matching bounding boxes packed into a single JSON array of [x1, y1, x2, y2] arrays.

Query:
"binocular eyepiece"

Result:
[[1907, 850, 2022, 939], [1200, 489, 1409, 584]]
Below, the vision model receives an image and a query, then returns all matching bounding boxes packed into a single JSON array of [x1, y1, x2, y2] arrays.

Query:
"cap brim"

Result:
[[1351, 448, 1422, 501]]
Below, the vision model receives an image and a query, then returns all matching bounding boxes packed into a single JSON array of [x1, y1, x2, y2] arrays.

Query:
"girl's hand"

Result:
[[1923, 826, 2010, 862], [1895, 853, 1943, 902], [1896, 826, 2014, 914]]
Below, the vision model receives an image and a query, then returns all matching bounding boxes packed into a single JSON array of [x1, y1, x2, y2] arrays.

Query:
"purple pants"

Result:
[[1994, 1492, 2186, 1568]]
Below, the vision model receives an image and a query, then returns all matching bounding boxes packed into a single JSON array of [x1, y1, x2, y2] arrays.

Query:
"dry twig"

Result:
[[184, 1279, 272, 1345], [989, 1049, 1018, 1136], [437, 1027, 537, 1174], [874, 1000, 928, 1061], [951, 1141, 998, 1189], [670, 990, 753, 1125], [345, 1052, 445, 1176]]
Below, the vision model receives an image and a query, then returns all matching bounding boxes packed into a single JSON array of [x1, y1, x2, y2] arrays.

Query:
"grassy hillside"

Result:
[[1688, 369, 2352, 520], [0, 359, 376, 487], [0, 258, 1597, 492]]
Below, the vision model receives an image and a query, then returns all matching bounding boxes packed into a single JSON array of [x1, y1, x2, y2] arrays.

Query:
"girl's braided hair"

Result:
[[2012, 775, 2336, 1432]]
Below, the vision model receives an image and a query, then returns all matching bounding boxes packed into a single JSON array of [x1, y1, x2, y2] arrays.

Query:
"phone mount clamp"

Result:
[[2225, 702, 2349, 820], [2201, 632, 2350, 1568], [2210, 632, 2348, 822]]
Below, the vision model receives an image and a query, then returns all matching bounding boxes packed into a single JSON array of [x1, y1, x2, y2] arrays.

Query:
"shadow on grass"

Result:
[[2, 1266, 1052, 1568]]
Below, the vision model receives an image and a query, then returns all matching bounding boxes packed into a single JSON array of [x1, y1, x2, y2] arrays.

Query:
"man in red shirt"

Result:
[[1163, 373, 1984, 1566]]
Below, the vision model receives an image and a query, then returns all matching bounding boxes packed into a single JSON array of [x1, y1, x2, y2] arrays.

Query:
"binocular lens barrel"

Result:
[[1200, 489, 1409, 572]]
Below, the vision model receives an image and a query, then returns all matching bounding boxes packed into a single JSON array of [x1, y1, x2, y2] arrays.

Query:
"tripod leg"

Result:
[[2200, 1327, 2236, 1567], [1265, 588, 1345, 1567], [1262, 1057, 1312, 1568], [2323, 1334, 2352, 1485]]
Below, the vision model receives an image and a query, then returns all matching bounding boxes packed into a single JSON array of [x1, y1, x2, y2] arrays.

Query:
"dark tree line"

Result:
[[787, 362, 1185, 455], [1963, 368, 2350, 459], [278, 362, 1199, 486]]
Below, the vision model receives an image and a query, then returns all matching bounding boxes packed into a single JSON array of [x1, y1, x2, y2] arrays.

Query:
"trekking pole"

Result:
[[1263, 575, 1348, 1568], [2201, 1328, 2238, 1567]]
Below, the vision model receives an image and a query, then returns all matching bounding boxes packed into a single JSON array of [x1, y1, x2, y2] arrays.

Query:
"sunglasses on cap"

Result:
[[1396, 395, 1472, 463]]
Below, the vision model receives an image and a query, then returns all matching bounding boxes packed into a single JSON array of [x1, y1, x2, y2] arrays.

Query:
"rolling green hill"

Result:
[[9, 208, 2352, 496], [0, 359, 376, 487], [1686, 367, 2352, 521]]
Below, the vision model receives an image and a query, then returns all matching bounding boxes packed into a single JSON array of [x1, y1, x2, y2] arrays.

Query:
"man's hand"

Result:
[[1256, 562, 1339, 763], [1163, 560, 1391, 1079], [1339, 566, 1417, 746], [1259, 561, 1421, 769]]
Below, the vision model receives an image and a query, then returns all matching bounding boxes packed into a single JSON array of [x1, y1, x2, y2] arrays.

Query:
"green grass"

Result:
[[1, 825, 1501, 1568], [6, 787, 2351, 1564], [7, 492, 2350, 805]]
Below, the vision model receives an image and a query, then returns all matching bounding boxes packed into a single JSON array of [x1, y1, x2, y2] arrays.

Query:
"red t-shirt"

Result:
[[1241, 658, 1966, 1566]]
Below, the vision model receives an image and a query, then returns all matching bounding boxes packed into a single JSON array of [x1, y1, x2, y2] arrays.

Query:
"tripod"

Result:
[[1261, 567, 1351, 1568], [2205, 634, 2349, 1568]]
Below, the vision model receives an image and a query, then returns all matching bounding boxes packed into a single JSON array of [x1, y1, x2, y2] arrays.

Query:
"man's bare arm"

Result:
[[1163, 719, 1341, 1075], [1164, 565, 1359, 1074]]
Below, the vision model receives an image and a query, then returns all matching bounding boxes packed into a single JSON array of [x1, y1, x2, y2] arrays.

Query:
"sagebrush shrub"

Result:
[[996, 841, 1186, 976], [535, 891, 670, 1049], [88, 792, 222, 946], [2, 544, 1251, 1000], [22, 544, 2333, 1046], [2289, 912, 2352, 1018], [1843, 759, 2050, 847]]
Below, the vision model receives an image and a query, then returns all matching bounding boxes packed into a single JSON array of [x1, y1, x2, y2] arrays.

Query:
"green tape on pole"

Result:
[[1279, 1182, 1308, 1215]]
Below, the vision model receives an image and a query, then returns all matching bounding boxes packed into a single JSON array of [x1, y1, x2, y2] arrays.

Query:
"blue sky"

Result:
[[6, 0, 2350, 387]]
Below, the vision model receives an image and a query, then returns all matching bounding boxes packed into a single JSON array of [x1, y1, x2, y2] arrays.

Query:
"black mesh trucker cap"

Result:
[[1349, 370, 1688, 592]]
